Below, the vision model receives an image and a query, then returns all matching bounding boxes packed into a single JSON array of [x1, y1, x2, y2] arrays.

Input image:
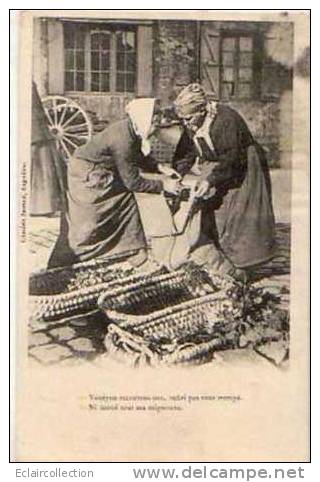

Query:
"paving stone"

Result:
[[254, 341, 289, 366], [29, 331, 51, 347], [67, 337, 96, 353], [29, 319, 49, 332], [29, 344, 72, 364], [69, 318, 89, 327], [49, 326, 76, 341]]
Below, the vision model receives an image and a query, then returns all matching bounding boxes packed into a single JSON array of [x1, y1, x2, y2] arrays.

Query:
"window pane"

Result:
[[116, 31, 135, 52], [75, 72, 85, 91], [116, 32, 123, 51], [126, 31, 135, 49], [101, 33, 110, 50], [116, 32, 126, 51], [125, 73, 135, 93], [101, 73, 110, 92], [101, 52, 110, 70], [116, 73, 125, 92], [126, 52, 136, 71], [117, 52, 125, 71], [222, 52, 235, 66], [239, 52, 253, 66], [115, 30, 136, 92], [91, 32, 101, 50], [65, 50, 74, 70], [222, 37, 236, 51], [91, 72, 100, 91], [239, 67, 252, 81], [222, 67, 234, 82], [91, 31, 110, 50], [91, 51, 100, 70], [64, 27, 86, 92], [64, 28, 75, 49], [76, 50, 85, 70], [65, 71, 74, 91], [240, 37, 253, 51], [238, 82, 251, 98], [221, 82, 235, 99], [75, 30, 85, 49]]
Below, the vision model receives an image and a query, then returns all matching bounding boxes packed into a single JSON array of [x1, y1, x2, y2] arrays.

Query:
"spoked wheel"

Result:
[[41, 95, 92, 161]]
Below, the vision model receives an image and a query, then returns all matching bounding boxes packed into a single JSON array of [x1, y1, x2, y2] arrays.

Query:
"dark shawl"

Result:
[[173, 104, 275, 267]]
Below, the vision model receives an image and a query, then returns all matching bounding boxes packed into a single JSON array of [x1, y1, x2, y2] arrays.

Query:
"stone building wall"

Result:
[[153, 21, 198, 105], [32, 17, 293, 167]]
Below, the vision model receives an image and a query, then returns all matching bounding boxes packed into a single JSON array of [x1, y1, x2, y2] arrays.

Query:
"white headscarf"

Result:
[[193, 101, 218, 155], [125, 98, 156, 156]]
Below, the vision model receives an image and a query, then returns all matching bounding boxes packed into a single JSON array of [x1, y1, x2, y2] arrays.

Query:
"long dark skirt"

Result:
[[48, 157, 147, 268], [202, 145, 276, 268], [30, 141, 65, 215]]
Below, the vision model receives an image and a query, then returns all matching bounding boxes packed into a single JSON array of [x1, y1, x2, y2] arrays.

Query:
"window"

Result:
[[64, 23, 136, 94], [220, 34, 254, 100]]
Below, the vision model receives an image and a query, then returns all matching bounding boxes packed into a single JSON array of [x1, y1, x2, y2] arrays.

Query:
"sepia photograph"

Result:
[[12, 9, 310, 462]]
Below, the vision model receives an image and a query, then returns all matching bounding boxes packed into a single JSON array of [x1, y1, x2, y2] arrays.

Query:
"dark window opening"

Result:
[[220, 34, 255, 100], [64, 23, 137, 94]]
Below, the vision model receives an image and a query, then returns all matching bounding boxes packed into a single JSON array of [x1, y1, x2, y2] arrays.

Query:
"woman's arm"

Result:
[[206, 115, 250, 187], [113, 143, 163, 193], [138, 153, 181, 179]]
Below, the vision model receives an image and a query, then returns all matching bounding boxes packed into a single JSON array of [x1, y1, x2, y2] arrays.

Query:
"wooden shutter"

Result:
[[200, 24, 220, 98], [47, 19, 64, 94], [261, 34, 285, 99], [137, 25, 153, 96]]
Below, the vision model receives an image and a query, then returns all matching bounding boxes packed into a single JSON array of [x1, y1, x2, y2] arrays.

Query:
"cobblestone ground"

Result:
[[29, 310, 109, 366], [28, 219, 291, 367]]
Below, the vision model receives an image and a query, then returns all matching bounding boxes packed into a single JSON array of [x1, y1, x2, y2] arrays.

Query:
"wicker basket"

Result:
[[29, 260, 216, 324], [29, 258, 160, 323], [100, 273, 243, 366], [29, 257, 138, 296]]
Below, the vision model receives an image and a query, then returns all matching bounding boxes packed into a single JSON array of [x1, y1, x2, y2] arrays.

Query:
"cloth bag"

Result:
[[135, 187, 201, 270]]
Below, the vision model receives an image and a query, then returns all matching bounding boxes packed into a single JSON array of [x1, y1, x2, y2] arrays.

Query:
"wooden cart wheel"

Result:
[[41, 95, 92, 161]]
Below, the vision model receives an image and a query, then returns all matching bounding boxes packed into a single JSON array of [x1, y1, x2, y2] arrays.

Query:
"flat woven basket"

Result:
[[29, 259, 215, 324], [29, 257, 160, 323], [99, 271, 243, 366]]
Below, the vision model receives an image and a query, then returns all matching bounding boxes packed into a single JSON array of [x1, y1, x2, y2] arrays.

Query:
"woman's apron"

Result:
[[48, 157, 147, 268], [205, 144, 276, 268]]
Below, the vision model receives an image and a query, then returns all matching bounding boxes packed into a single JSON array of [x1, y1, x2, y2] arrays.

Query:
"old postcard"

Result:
[[12, 9, 310, 462]]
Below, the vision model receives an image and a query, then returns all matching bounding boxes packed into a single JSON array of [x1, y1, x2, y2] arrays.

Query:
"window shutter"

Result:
[[261, 34, 285, 99], [200, 25, 220, 98], [47, 19, 64, 94], [137, 25, 153, 96]]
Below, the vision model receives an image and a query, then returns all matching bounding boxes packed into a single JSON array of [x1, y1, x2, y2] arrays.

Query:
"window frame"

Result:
[[63, 22, 138, 95], [219, 31, 260, 101]]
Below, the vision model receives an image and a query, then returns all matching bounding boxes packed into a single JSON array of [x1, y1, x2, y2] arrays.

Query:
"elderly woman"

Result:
[[172, 83, 275, 276], [48, 98, 180, 269]]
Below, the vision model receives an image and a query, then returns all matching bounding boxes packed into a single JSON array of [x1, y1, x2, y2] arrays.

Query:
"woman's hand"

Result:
[[163, 177, 182, 195], [158, 164, 182, 180], [195, 180, 210, 198]]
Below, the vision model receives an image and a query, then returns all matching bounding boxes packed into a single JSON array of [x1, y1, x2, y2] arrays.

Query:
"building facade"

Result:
[[33, 16, 293, 167]]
